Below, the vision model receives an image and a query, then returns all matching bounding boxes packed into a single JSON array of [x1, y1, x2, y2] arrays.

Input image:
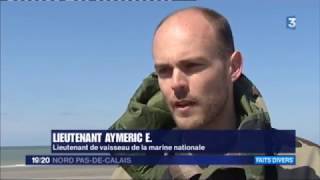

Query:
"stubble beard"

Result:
[[171, 86, 230, 130]]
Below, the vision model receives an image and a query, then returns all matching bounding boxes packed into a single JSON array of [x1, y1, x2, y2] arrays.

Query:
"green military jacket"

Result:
[[110, 73, 320, 180]]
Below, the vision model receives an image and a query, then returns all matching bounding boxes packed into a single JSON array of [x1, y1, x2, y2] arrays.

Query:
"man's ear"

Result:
[[229, 51, 243, 82]]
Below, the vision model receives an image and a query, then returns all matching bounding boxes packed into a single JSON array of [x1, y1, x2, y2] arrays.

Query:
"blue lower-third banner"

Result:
[[26, 155, 295, 165]]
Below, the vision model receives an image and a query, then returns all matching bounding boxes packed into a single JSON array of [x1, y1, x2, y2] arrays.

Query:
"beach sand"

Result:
[[1, 165, 117, 179]]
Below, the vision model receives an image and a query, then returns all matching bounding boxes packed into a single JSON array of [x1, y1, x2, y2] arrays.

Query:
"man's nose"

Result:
[[171, 69, 188, 99]]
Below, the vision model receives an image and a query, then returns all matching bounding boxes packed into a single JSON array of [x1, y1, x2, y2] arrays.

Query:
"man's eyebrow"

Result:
[[175, 57, 209, 66], [154, 63, 170, 70], [154, 57, 209, 69]]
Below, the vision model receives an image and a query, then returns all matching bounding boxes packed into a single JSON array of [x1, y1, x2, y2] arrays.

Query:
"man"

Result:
[[110, 7, 320, 179]]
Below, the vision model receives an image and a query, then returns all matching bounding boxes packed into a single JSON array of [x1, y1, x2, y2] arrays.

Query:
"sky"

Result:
[[1, 0, 319, 146]]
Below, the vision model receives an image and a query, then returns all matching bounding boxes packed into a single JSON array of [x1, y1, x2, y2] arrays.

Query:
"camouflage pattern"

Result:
[[110, 73, 320, 180]]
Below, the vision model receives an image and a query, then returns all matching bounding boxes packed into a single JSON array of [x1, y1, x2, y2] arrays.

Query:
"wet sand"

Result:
[[1, 165, 117, 179]]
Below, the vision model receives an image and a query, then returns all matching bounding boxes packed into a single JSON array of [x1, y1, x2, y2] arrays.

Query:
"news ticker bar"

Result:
[[51, 130, 296, 153], [26, 155, 296, 165]]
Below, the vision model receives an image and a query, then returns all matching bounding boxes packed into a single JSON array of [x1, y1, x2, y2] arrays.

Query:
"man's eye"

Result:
[[183, 63, 205, 74], [186, 63, 199, 68], [156, 68, 172, 78], [185, 63, 202, 70]]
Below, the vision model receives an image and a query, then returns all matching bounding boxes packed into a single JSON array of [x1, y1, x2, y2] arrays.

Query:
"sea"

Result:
[[0, 146, 51, 168]]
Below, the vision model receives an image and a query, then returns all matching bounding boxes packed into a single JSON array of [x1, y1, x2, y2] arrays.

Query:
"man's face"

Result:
[[153, 14, 232, 129]]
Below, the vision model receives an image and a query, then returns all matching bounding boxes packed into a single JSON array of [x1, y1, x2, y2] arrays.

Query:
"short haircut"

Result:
[[154, 7, 235, 59]]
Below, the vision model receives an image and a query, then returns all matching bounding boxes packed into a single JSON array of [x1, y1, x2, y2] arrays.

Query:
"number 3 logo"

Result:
[[287, 16, 297, 29]]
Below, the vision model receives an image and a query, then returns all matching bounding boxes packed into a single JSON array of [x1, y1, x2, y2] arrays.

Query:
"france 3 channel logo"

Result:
[[286, 16, 297, 30]]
